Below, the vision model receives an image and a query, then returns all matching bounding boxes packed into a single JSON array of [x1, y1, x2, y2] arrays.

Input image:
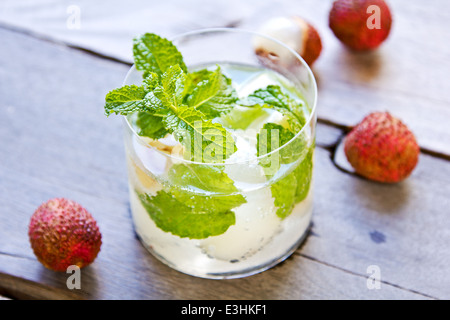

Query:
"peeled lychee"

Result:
[[344, 112, 419, 183], [28, 198, 102, 272], [255, 16, 322, 66], [329, 0, 392, 51]]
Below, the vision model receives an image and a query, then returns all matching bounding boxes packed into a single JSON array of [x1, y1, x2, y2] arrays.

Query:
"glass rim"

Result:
[[123, 27, 318, 166]]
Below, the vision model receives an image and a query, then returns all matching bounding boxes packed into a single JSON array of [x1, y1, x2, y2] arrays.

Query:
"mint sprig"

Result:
[[105, 34, 238, 162], [133, 33, 187, 77]]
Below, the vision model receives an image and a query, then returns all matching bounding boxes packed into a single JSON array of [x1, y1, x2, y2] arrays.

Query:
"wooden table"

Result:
[[0, 0, 449, 300]]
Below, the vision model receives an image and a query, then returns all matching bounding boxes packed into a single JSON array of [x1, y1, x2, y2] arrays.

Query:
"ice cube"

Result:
[[236, 72, 282, 98], [199, 187, 282, 261], [224, 133, 267, 190]]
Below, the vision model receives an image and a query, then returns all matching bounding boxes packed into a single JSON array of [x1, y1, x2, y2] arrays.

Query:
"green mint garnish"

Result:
[[219, 105, 269, 130], [135, 112, 168, 140], [104, 32, 313, 239], [168, 163, 242, 194], [104, 33, 247, 239], [183, 69, 214, 94], [133, 33, 187, 77], [257, 123, 313, 219], [270, 147, 313, 219], [241, 85, 307, 132], [105, 85, 149, 115], [292, 147, 314, 203], [139, 191, 237, 239], [138, 164, 246, 239], [105, 34, 237, 163], [185, 67, 238, 118]]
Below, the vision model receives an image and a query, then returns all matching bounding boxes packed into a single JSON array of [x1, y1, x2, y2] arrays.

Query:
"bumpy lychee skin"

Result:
[[28, 198, 102, 272], [344, 112, 419, 183], [329, 0, 392, 51]]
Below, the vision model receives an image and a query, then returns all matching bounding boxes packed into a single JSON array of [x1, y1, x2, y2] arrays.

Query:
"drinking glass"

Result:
[[122, 28, 318, 279]]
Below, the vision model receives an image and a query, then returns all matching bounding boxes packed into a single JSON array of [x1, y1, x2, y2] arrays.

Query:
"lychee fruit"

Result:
[[344, 112, 419, 183], [329, 0, 392, 51], [28, 198, 102, 272], [255, 16, 323, 66]]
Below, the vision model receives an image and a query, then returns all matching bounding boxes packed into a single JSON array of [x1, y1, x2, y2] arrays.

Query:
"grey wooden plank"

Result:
[[0, 249, 429, 300], [316, 121, 343, 149], [306, 147, 450, 300], [0, 272, 81, 300], [0, 22, 448, 300], [316, 80, 450, 160]]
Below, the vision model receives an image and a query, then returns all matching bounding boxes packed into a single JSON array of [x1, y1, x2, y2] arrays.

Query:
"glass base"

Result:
[[134, 221, 312, 280]]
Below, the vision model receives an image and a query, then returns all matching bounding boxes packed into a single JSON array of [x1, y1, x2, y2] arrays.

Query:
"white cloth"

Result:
[[0, 0, 276, 62]]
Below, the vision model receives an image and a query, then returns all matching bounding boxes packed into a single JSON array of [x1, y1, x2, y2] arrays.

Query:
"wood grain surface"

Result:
[[0, 0, 449, 300]]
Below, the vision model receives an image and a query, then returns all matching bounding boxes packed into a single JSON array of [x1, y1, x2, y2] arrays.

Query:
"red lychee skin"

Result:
[[329, 0, 392, 51], [344, 112, 419, 183], [296, 17, 323, 66], [28, 198, 102, 272]]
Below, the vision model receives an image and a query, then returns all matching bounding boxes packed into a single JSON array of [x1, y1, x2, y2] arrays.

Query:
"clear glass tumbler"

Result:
[[122, 28, 318, 279]]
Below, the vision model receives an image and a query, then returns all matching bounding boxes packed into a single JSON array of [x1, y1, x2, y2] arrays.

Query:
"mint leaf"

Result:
[[269, 150, 314, 219], [257, 123, 312, 219], [294, 146, 314, 203], [183, 69, 213, 94], [105, 65, 237, 162], [133, 33, 187, 78], [139, 191, 236, 239], [173, 190, 245, 217], [270, 147, 314, 218], [168, 164, 241, 194], [138, 163, 246, 239], [153, 65, 186, 109], [104, 73, 165, 116], [271, 173, 298, 219], [168, 164, 246, 214], [164, 105, 236, 162], [185, 68, 222, 109], [241, 85, 306, 131], [154, 66, 236, 162], [105, 85, 148, 115], [185, 67, 238, 118], [257, 123, 306, 168], [220, 105, 269, 130], [135, 112, 168, 139]]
